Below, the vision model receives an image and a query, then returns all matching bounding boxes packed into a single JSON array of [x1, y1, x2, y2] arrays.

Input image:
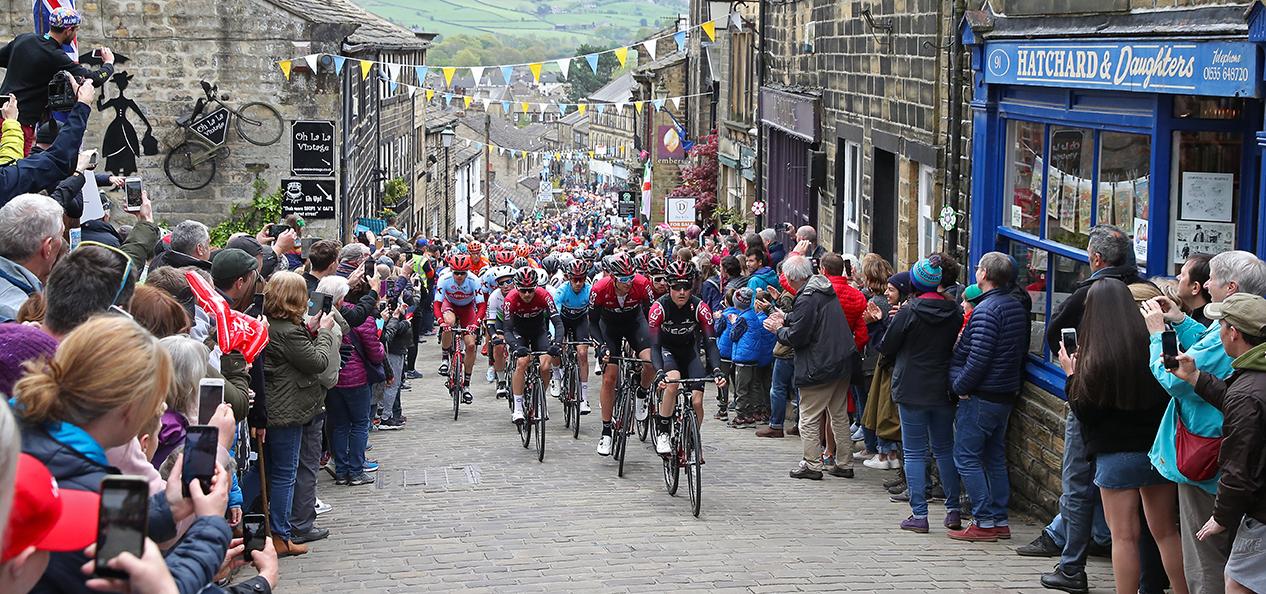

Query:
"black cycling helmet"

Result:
[[541, 255, 559, 276], [582, 249, 597, 262], [632, 253, 651, 273], [607, 254, 635, 278], [646, 256, 669, 276], [564, 259, 588, 279], [514, 267, 540, 289], [666, 260, 696, 286], [513, 257, 530, 269]]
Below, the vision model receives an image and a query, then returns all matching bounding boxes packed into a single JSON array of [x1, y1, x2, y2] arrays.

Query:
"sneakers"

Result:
[[825, 466, 854, 478], [890, 488, 910, 502], [755, 427, 784, 438], [901, 515, 930, 533], [926, 482, 946, 501], [714, 408, 728, 420], [363, 462, 378, 472], [1040, 566, 1089, 594], [654, 432, 672, 455], [314, 499, 332, 515], [438, 360, 450, 375], [378, 417, 405, 430], [853, 449, 876, 461], [949, 522, 997, 542], [579, 400, 592, 414], [512, 409, 525, 424], [889, 456, 902, 469], [334, 476, 349, 485], [884, 468, 907, 491], [944, 510, 962, 530], [789, 460, 823, 480], [850, 426, 865, 441], [496, 381, 508, 398], [634, 394, 649, 421], [405, 370, 424, 380], [347, 473, 376, 486], [462, 388, 472, 404], [550, 377, 561, 397], [727, 416, 755, 428], [291, 526, 330, 544], [863, 454, 894, 470], [596, 434, 613, 456], [486, 367, 497, 382]]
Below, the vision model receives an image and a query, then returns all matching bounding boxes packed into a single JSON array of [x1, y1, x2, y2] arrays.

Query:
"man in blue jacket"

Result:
[[0, 78, 94, 205], [947, 251, 1028, 542]]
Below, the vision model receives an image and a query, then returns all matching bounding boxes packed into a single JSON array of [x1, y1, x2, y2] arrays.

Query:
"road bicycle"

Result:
[[517, 351, 549, 462], [559, 340, 587, 439], [163, 80, 283, 190], [658, 377, 709, 517], [445, 326, 474, 421], [608, 349, 651, 478]]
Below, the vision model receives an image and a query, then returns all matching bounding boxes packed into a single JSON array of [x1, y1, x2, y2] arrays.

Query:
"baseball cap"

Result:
[[225, 235, 264, 257], [1205, 292, 1266, 338], [1, 454, 99, 563], [210, 248, 260, 282]]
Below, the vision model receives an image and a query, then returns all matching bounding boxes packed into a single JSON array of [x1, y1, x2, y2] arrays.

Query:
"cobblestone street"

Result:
[[284, 341, 1112, 593]]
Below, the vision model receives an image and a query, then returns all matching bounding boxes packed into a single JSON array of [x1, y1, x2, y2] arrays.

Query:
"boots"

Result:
[[272, 535, 308, 556]]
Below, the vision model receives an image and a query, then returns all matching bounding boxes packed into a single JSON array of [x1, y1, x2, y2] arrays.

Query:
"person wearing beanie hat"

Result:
[[879, 252, 964, 534], [0, 322, 59, 396]]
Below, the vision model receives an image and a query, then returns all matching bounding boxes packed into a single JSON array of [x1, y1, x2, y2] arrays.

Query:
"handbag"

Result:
[[347, 329, 388, 385], [1173, 399, 1221, 482]]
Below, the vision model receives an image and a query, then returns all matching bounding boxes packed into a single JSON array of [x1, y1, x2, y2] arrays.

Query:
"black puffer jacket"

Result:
[[775, 275, 856, 389], [1046, 264, 1147, 354], [879, 295, 963, 407]]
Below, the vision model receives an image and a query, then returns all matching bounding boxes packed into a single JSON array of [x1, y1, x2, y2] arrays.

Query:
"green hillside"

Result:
[[353, 0, 686, 51]]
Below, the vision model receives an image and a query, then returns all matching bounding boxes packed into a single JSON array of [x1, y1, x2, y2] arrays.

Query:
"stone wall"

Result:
[[1006, 383, 1067, 520], [0, 0, 348, 237]]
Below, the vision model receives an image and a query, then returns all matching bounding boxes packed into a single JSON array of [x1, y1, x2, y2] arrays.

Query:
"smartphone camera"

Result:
[[1061, 328, 1077, 355], [1162, 330, 1180, 370], [124, 177, 143, 212], [95, 476, 149, 579], [241, 514, 268, 557], [197, 378, 224, 425], [181, 426, 218, 498]]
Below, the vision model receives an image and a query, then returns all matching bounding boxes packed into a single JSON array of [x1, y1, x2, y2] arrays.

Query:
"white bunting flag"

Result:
[[386, 63, 401, 81], [671, 96, 681, 110], [643, 41, 657, 61], [303, 54, 318, 72], [556, 58, 570, 79], [470, 66, 485, 83]]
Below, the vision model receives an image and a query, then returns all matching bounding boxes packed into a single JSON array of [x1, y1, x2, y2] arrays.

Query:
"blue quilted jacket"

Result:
[[949, 287, 1028, 400], [715, 305, 741, 360], [730, 305, 775, 366]]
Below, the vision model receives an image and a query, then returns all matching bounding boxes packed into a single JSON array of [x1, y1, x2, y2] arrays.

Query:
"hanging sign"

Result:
[[190, 108, 230, 146], [982, 40, 1259, 98], [291, 121, 336, 176], [281, 179, 337, 219]]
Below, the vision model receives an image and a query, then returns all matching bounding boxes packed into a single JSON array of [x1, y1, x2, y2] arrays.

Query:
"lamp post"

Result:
[[441, 125, 455, 239]]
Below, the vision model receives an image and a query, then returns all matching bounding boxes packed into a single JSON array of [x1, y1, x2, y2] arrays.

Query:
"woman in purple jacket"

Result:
[[327, 288, 387, 486]]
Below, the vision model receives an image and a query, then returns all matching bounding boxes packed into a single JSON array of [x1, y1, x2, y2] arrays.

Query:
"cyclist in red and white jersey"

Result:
[[501, 268, 563, 424], [589, 253, 655, 456], [435, 253, 486, 402]]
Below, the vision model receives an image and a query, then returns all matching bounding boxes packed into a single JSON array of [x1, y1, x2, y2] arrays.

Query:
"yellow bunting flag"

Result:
[[279, 60, 292, 80], [426, 89, 435, 101], [702, 20, 716, 42], [463, 96, 472, 108], [442, 67, 456, 87], [614, 47, 628, 68], [521, 102, 530, 113], [360, 59, 372, 79], [578, 104, 587, 115], [529, 62, 543, 83]]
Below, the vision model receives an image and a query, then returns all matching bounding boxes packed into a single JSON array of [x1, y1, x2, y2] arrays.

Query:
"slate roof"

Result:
[[587, 71, 636, 104], [266, 0, 431, 50], [559, 108, 587, 125], [459, 114, 550, 152]]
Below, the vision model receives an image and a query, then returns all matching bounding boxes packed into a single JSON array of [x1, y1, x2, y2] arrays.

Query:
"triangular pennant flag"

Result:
[[614, 47, 628, 68], [360, 59, 372, 79], [595, 103, 605, 115], [673, 31, 686, 52], [498, 147, 505, 155], [500, 65, 514, 83], [521, 102, 530, 113], [502, 100, 512, 113], [702, 20, 716, 42], [426, 89, 435, 101], [614, 102, 625, 113], [578, 104, 587, 115], [443, 67, 457, 87], [408, 86, 416, 97], [482, 98, 491, 109], [279, 60, 292, 80], [585, 54, 599, 74], [470, 66, 485, 83], [415, 65, 428, 83], [671, 96, 681, 110], [642, 40, 657, 61], [556, 58, 571, 79], [387, 63, 401, 81], [389, 81, 398, 94], [731, 11, 743, 30], [303, 54, 318, 72], [634, 101, 643, 114], [464, 138, 470, 146], [444, 93, 453, 106], [529, 62, 542, 83], [332, 56, 346, 74], [652, 99, 664, 111], [463, 96, 472, 108]]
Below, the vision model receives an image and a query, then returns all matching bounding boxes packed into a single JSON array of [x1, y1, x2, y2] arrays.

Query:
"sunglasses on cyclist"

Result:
[[651, 276, 667, 284], [615, 275, 635, 283], [498, 278, 514, 286], [670, 284, 692, 292], [453, 270, 467, 276]]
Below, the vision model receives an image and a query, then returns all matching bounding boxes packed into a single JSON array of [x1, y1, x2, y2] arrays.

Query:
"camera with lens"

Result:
[[48, 70, 85, 113]]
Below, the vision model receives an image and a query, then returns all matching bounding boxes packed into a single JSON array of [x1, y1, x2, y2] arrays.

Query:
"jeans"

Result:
[[239, 424, 303, 540], [1046, 511, 1111, 548], [954, 396, 1012, 528], [768, 357, 796, 430], [381, 353, 406, 420], [898, 403, 961, 518], [853, 381, 878, 453], [289, 413, 324, 534], [327, 384, 372, 478], [1058, 411, 1098, 575]]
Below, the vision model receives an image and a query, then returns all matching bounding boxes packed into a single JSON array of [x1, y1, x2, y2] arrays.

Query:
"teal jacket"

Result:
[[1148, 314, 1234, 493]]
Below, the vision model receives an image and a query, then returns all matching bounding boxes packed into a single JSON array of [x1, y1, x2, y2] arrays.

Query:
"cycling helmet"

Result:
[[646, 256, 669, 276], [447, 253, 473, 272], [564, 259, 588, 279], [468, 241, 484, 255], [666, 260, 697, 285], [455, 243, 469, 253], [515, 244, 532, 258], [495, 250, 516, 265], [582, 249, 598, 262], [514, 267, 540, 289], [607, 254, 635, 278], [541, 255, 559, 276], [532, 246, 547, 259], [492, 265, 515, 281], [632, 253, 651, 273], [513, 257, 530, 269]]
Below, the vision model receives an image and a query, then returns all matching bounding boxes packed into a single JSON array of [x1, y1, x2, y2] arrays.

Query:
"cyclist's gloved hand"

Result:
[[654, 370, 668, 389], [491, 336, 504, 346], [712, 368, 725, 381], [547, 345, 561, 358], [597, 345, 610, 363], [514, 346, 530, 358]]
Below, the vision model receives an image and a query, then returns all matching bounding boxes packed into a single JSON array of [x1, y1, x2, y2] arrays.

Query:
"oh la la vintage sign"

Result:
[[983, 40, 1259, 97]]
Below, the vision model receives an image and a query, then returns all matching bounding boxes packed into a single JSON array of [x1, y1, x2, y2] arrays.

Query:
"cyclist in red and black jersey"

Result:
[[501, 267, 563, 424], [648, 261, 726, 454], [589, 253, 655, 456], [646, 255, 670, 300]]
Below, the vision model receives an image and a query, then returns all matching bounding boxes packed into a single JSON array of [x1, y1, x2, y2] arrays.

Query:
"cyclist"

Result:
[[589, 253, 656, 456], [467, 240, 489, 273], [436, 253, 485, 403], [501, 268, 563, 424], [646, 255, 670, 300], [541, 255, 563, 289], [549, 259, 593, 413], [484, 265, 516, 398], [648, 261, 725, 455]]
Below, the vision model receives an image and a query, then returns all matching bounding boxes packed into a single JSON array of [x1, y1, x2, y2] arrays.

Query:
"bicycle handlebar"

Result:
[[607, 356, 651, 363], [661, 377, 719, 384]]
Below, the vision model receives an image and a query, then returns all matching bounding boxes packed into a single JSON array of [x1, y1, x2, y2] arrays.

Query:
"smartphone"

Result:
[[87, 150, 98, 169], [197, 378, 224, 425], [1061, 328, 1077, 354], [95, 476, 149, 579], [69, 226, 82, 251], [307, 292, 330, 317], [181, 425, 217, 498], [241, 513, 268, 556], [300, 236, 314, 259], [124, 177, 143, 212], [92, 48, 103, 59], [1162, 330, 1179, 370], [252, 292, 264, 312], [843, 259, 853, 278], [364, 260, 376, 279], [268, 224, 290, 239]]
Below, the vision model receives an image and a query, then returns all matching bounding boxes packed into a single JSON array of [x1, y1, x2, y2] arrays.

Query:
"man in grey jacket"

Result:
[[0, 194, 64, 321], [764, 255, 857, 480]]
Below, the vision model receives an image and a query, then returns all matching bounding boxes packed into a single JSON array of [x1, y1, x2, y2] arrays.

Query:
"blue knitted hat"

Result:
[[910, 255, 943, 294], [887, 271, 912, 297]]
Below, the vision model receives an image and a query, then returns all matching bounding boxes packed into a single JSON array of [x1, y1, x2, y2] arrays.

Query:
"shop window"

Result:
[[1096, 131, 1152, 263], [1169, 130, 1242, 273], [1004, 120, 1043, 237], [1173, 96, 1245, 120], [1046, 126, 1096, 251], [1008, 241, 1049, 357]]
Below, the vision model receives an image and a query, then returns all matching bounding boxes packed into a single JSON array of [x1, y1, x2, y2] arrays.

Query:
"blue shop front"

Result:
[[963, 5, 1266, 397]]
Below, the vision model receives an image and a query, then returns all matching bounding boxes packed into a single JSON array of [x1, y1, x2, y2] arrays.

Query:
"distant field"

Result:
[[353, 0, 686, 45]]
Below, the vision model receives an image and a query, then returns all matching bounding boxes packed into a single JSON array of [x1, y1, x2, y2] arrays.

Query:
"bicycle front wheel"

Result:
[[164, 141, 216, 190], [535, 384, 546, 462], [685, 408, 703, 517], [614, 389, 630, 477], [663, 417, 679, 496], [235, 102, 284, 145], [451, 350, 462, 421]]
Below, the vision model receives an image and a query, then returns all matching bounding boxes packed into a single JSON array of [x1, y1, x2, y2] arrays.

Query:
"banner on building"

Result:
[[657, 125, 685, 163], [291, 121, 336, 176], [281, 179, 336, 219]]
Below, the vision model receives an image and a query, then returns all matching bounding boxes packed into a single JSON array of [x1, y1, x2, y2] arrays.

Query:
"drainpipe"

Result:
[[754, 0, 766, 232], [945, 0, 965, 260]]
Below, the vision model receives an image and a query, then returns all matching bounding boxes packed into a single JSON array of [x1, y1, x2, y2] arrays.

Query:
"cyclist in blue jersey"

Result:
[[435, 254, 486, 400], [549, 259, 593, 413]]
